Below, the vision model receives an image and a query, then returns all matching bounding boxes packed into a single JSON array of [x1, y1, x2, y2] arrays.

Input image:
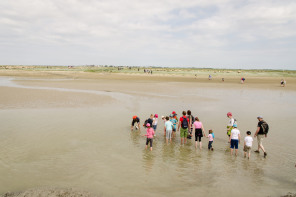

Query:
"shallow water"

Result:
[[0, 77, 295, 197]]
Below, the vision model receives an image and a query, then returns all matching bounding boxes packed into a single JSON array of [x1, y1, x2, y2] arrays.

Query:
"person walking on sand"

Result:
[[178, 111, 190, 145], [244, 131, 253, 159], [254, 116, 269, 158], [226, 112, 235, 141], [193, 117, 206, 149], [131, 116, 140, 131], [164, 116, 174, 144], [206, 129, 214, 151], [143, 123, 155, 151], [229, 124, 240, 156]]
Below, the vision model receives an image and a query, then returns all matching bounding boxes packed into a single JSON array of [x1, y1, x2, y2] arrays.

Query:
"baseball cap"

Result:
[[146, 123, 151, 127], [233, 123, 237, 128], [227, 112, 232, 116], [154, 114, 158, 118], [257, 115, 263, 119]]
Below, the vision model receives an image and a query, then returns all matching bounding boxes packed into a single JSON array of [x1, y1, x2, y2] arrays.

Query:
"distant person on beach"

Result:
[[164, 116, 174, 144], [241, 77, 245, 84], [143, 123, 155, 151], [208, 75, 212, 80], [227, 112, 235, 141], [229, 124, 240, 156], [131, 116, 140, 131], [152, 114, 158, 131], [193, 117, 205, 149], [178, 111, 190, 145], [206, 129, 214, 151], [254, 116, 269, 158], [170, 114, 177, 138], [244, 131, 253, 159], [187, 110, 194, 140], [281, 79, 286, 87], [222, 78, 224, 82]]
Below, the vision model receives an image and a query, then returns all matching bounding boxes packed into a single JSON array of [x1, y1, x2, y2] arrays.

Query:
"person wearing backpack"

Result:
[[178, 111, 190, 145], [187, 110, 194, 140], [254, 116, 268, 158]]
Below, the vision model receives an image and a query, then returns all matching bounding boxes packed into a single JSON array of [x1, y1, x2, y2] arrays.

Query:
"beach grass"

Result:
[[0, 65, 295, 78]]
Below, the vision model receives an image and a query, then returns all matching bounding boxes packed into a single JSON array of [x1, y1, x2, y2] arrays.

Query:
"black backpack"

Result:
[[181, 117, 188, 129], [261, 121, 269, 134]]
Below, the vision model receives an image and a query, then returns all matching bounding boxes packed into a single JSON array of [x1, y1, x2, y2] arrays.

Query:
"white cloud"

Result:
[[0, 0, 295, 69]]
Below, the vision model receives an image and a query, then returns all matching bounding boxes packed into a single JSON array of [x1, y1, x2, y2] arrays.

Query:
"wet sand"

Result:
[[0, 70, 296, 197]]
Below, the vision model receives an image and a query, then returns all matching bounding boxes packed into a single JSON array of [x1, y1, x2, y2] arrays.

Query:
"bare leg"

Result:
[[166, 138, 168, 145], [150, 147, 152, 151], [195, 141, 198, 149], [230, 148, 233, 155], [199, 142, 202, 150], [181, 138, 184, 145], [244, 152, 247, 158], [235, 149, 238, 156], [145, 145, 148, 150]]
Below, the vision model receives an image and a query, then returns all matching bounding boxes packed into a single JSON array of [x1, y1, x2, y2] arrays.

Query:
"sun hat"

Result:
[[161, 115, 165, 119], [227, 112, 232, 117], [233, 123, 237, 127], [154, 114, 158, 118], [257, 115, 263, 119], [146, 123, 151, 127]]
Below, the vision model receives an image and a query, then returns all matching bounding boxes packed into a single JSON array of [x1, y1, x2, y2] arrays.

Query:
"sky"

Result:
[[0, 0, 296, 70]]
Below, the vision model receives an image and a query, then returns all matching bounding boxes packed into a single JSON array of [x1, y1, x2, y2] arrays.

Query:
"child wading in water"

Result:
[[229, 124, 240, 156], [164, 116, 174, 144], [143, 123, 155, 151], [244, 131, 253, 159], [207, 129, 214, 151]]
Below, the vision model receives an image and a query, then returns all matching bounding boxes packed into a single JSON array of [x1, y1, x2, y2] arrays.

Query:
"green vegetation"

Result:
[[0, 65, 295, 78]]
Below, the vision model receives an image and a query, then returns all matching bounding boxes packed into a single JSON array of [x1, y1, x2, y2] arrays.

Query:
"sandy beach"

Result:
[[0, 68, 296, 197]]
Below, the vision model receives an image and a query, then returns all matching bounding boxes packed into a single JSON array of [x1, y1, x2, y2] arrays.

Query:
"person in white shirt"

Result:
[[229, 124, 240, 156], [244, 131, 253, 159]]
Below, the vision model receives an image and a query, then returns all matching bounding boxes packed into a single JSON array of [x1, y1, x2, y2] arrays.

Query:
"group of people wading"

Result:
[[131, 111, 269, 159]]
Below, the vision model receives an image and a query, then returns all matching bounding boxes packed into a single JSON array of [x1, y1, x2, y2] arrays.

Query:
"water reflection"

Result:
[[142, 150, 155, 173]]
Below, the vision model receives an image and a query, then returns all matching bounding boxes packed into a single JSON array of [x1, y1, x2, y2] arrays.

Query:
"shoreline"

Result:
[[1, 69, 295, 91]]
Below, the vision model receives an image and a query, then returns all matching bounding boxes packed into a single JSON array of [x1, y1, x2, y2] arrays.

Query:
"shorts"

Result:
[[257, 134, 264, 146], [230, 139, 239, 149], [180, 127, 188, 138], [195, 129, 203, 142], [166, 130, 172, 140], [146, 138, 153, 147], [173, 127, 176, 132], [153, 125, 157, 130], [132, 119, 139, 126], [243, 145, 251, 153]]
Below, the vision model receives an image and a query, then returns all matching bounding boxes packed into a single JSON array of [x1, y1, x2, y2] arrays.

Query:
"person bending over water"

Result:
[[131, 116, 140, 131]]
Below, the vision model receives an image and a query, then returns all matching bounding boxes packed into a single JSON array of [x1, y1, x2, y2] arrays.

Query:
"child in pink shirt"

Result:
[[143, 123, 155, 151], [206, 129, 214, 151]]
